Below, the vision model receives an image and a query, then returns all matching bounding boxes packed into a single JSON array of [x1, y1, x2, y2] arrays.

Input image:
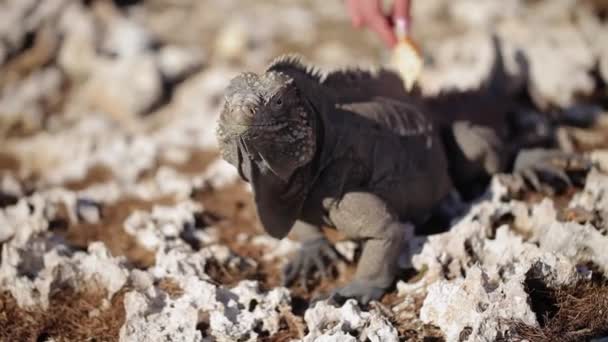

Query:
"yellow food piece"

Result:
[[390, 37, 423, 91]]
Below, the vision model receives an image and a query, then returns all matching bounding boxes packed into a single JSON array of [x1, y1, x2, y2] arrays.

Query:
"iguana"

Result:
[[215, 43, 586, 304]]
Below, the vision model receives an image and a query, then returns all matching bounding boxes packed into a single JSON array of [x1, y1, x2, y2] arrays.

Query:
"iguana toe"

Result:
[[513, 149, 591, 193], [519, 168, 542, 192], [282, 237, 342, 290]]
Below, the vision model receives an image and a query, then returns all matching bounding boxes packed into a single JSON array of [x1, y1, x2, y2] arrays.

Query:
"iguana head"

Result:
[[216, 57, 321, 239], [216, 69, 317, 182]]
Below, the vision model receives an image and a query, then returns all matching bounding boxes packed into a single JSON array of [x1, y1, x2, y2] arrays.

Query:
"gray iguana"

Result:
[[215, 46, 586, 304]]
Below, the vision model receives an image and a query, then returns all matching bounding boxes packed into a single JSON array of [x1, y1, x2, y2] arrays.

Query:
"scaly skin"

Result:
[[217, 55, 452, 304], [216, 50, 588, 304]]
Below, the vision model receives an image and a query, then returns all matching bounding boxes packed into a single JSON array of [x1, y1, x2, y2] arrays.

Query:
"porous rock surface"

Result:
[[303, 300, 398, 341], [120, 278, 293, 342], [411, 177, 608, 341], [1, 0, 607, 341]]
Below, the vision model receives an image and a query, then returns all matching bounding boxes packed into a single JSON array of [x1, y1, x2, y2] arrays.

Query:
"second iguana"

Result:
[[215, 48, 584, 304]]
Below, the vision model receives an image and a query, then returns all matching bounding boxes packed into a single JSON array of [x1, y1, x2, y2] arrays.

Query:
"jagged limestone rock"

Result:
[[303, 300, 398, 342]]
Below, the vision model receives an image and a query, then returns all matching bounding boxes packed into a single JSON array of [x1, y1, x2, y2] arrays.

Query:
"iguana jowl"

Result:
[[216, 54, 583, 304]]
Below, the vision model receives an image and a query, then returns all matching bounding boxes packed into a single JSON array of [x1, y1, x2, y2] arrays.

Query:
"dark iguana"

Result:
[[215, 47, 585, 304]]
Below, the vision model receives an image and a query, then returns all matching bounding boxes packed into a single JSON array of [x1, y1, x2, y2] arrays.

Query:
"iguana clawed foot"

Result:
[[328, 280, 387, 306], [282, 237, 343, 290], [513, 149, 591, 194]]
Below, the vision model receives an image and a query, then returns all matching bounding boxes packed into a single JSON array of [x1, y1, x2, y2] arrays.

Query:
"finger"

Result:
[[367, 14, 397, 47], [346, 0, 363, 27], [392, 0, 411, 33]]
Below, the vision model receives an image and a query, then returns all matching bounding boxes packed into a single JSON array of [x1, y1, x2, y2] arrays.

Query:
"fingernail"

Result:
[[394, 18, 409, 38]]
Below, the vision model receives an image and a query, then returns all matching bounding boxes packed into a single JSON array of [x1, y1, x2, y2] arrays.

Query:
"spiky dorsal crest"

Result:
[[322, 66, 380, 86], [267, 54, 414, 103], [323, 66, 411, 103], [266, 54, 323, 83]]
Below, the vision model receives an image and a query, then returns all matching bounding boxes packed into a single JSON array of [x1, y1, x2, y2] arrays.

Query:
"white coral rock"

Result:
[[420, 266, 537, 342], [123, 200, 203, 251], [303, 300, 398, 342], [120, 277, 292, 342], [120, 289, 204, 342]]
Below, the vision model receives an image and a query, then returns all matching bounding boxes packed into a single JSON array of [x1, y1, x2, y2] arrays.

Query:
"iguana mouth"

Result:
[[225, 122, 282, 127], [224, 122, 289, 132]]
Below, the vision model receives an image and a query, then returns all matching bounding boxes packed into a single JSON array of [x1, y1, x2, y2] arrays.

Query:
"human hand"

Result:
[[345, 0, 411, 48]]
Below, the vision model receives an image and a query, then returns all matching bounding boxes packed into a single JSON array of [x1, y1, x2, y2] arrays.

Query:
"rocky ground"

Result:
[[1, 0, 608, 341]]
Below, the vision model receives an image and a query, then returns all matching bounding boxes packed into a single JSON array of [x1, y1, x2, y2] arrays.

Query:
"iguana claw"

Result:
[[513, 149, 591, 193], [328, 280, 386, 306], [282, 237, 342, 290]]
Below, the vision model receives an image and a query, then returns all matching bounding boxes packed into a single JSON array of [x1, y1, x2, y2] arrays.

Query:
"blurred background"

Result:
[[0, 1, 608, 340], [1, 0, 608, 244], [1, 0, 607, 140], [1, 0, 607, 206]]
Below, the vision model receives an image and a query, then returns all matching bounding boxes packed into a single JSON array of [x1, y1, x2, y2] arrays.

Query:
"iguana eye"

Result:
[[271, 98, 284, 111]]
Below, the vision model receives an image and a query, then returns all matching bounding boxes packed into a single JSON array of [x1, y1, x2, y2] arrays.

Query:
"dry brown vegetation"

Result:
[[5, 139, 606, 341], [382, 289, 446, 342], [63, 164, 115, 191], [57, 195, 177, 269], [0, 152, 20, 174], [511, 279, 608, 341], [156, 277, 185, 300], [0, 285, 129, 342]]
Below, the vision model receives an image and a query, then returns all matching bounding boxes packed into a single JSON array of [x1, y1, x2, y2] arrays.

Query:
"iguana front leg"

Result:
[[282, 220, 342, 290], [325, 191, 412, 305]]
